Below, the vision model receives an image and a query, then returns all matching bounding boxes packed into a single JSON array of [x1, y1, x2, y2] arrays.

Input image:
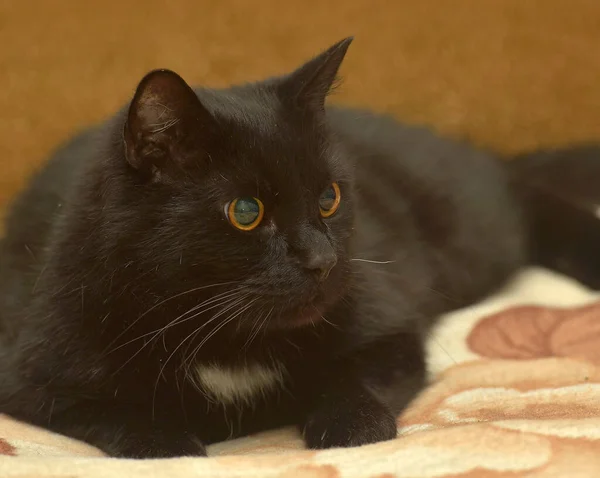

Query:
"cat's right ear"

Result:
[[123, 69, 217, 181]]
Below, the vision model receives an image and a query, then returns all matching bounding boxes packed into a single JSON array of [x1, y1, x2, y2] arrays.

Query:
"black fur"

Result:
[[0, 38, 597, 458]]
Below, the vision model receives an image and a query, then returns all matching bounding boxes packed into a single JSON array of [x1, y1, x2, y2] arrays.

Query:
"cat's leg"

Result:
[[302, 331, 426, 449], [42, 399, 206, 458]]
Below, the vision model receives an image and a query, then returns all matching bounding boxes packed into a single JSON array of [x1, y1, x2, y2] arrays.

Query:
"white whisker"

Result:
[[105, 288, 245, 355], [152, 295, 253, 418], [350, 258, 396, 264], [104, 281, 239, 350], [243, 308, 266, 351], [179, 294, 251, 364], [244, 305, 273, 350], [108, 292, 246, 376], [191, 298, 259, 360]]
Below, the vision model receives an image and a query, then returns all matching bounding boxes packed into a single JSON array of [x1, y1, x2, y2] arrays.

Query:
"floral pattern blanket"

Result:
[[1, 267, 600, 477]]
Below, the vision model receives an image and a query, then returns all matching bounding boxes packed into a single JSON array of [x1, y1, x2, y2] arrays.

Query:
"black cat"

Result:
[[1, 37, 598, 458]]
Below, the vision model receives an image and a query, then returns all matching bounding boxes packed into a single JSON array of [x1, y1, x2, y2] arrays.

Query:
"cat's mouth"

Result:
[[287, 305, 326, 328], [241, 264, 348, 330], [264, 298, 333, 330]]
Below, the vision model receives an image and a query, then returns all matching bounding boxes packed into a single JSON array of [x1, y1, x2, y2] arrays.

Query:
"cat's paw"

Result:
[[303, 390, 397, 449], [108, 431, 207, 459]]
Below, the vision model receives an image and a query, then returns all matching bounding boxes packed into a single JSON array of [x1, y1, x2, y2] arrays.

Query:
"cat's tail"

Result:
[[507, 144, 600, 288]]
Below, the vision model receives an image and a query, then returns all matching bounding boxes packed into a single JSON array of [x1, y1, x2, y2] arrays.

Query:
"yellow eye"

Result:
[[226, 197, 264, 231], [319, 182, 341, 218]]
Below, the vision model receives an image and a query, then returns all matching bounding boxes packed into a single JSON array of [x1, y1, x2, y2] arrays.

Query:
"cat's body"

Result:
[[0, 38, 596, 458]]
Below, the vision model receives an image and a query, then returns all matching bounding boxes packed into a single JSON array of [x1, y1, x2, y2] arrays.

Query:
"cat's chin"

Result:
[[290, 309, 324, 328], [271, 304, 328, 330]]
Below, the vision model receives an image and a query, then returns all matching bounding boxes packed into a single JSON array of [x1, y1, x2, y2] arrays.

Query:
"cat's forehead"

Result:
[[197, 86, 281, 133], [199, 86, 345, 187]]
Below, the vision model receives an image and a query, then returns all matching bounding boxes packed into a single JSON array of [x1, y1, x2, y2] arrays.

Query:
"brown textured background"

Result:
[[1, 0, 599, 215]]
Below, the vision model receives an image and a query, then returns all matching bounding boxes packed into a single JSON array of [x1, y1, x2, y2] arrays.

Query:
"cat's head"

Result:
[[117, 38, 355, 332]]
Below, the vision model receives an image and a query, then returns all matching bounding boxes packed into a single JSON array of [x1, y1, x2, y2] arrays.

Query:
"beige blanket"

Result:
[[1, 267, 599, 477]]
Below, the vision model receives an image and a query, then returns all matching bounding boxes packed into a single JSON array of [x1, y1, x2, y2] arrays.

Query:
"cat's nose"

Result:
[[303, 250, 337, 281], [291, 225, 337, 281]]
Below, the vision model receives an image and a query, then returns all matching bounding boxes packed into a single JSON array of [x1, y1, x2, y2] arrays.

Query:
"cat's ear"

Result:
[[124, 69, 216, 180], [280, 37, 353, 112]]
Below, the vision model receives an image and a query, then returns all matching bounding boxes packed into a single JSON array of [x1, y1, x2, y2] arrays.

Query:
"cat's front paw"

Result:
[[303, 390, 397, 449], [107, 431, 207, 459]]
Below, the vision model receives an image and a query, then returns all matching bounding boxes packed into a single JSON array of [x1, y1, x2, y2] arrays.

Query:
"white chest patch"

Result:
[[192, 362, 286, 407]]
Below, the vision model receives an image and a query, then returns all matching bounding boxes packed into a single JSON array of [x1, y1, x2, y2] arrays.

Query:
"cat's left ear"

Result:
[[280, 37, 353, 112], [124, 69, 217, 180]]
